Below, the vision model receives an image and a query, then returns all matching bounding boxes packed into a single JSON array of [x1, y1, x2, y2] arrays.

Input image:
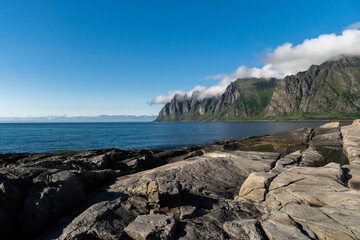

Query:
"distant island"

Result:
[[156, 55, 360, 121], [0, 115, 157, 123]]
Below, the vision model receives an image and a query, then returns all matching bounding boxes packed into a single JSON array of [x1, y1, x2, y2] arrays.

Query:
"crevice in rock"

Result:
[[306, 128, 316, 144], [287, 215, 317, 240], [269, 177, 306, 191], [341, 167, 351, 188]]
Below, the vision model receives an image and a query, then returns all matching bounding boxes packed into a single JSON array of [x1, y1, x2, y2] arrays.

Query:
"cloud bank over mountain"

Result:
[[151, 24, 360, 104]]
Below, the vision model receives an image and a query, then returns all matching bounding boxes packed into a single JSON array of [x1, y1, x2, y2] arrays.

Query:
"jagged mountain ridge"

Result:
[[156, 78, 278, 121], [156, 55, 360, 121]]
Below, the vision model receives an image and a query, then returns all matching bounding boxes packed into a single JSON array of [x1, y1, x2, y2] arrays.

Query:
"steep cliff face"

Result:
[[156, 55, 360, 121], [155, 78, 278, 121], [265, 55, 360, 119]]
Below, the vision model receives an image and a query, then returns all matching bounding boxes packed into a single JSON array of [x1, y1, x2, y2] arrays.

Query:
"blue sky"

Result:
[[0, 1, 360, 117]]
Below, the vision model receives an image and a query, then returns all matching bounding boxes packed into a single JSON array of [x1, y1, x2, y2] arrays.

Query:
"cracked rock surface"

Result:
[[0, 120, 360, 239]]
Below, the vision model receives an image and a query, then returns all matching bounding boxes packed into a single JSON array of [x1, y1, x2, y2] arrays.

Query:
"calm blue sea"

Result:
[[0, 121, 352, 153]]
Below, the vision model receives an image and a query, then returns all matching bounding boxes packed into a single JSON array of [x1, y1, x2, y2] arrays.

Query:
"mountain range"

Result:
[[156, 55, 360, 121]]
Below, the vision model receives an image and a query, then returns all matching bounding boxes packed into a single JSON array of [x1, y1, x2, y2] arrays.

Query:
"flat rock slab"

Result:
[[110, 151, 280, 205], [125, 214, 177, 240]]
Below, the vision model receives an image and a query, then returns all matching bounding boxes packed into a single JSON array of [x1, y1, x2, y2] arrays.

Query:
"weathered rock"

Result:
[[111, 151, 280, 209], [223, 219, 264, 240], [264, 163, 360, 239], [299, 147, 323, 167], [237, 172, 277, 202], [271, 151, 302, 174], [125, 214, 177, 240], [0, 180, 24, 240], [267, 163, 348, 207], [55, 196, 146, 240], [341, 123, 360, 165], [269, 128, 313, 145], [184, 150, 204, 159], [319, 121, 339, 128], [79, 169, 117, 191], [178, 200, 262, 240], [310, 127, 343, 149], [282, 202, 360, 239], [260, 209, 311, 240], [343, 164, 360, 189], [180, 206, 197, 220], [19, 170, 86, 235]]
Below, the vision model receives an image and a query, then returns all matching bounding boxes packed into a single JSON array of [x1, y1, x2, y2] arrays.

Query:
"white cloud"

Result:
[[204, 73, 227, 80], [345, 22, 360, 30], [150, 90, 185, 104], [151, 26, 360, 104]]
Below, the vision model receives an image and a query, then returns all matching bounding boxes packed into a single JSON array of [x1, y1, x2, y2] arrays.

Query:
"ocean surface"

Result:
[[0, 121, 352, 153]]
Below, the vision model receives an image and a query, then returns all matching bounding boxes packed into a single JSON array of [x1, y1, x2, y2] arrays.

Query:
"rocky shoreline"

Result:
[[1, 120, 360, 240]]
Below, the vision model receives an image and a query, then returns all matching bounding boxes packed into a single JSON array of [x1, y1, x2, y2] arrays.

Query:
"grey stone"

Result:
[[282, 203, 359, 240], [180, 206, 197, 220], [114, 151, 280, 209], [260, 209, 311, 240], [319, 121, 339, 128], [271, 151, 302, 173], [310, 127, 343, 149], [19, 170, 86, 234], [223, 219, 264, 240], [124, 214, 177, 240], [299, 147, 323, 167], [56, 197, 146, 240], [343, 164, 360, 189], [237, 172, 277, 202], [261, 218, 310, 240], [341, 123, 360, 165]]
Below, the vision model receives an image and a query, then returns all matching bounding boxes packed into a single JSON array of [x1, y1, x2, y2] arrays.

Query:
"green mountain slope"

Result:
[[265, 55, 360, 120], [156, 55, 360, 121]]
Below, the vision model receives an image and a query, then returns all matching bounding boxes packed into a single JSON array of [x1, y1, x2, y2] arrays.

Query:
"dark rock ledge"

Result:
[[1, 120, 360, 240]]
